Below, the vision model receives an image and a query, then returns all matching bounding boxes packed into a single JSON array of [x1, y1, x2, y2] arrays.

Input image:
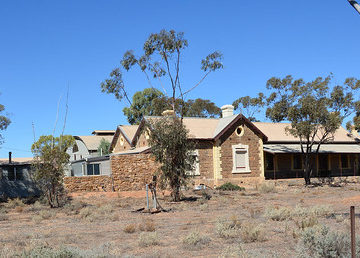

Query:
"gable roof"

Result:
[[254, 122, 358, 143], [130, 114, 267, 145], [109, 125, 139, 152], [75, 135, 114, 151]]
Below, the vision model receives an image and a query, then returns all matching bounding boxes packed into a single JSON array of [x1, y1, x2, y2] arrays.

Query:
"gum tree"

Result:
[[31, 135, 74, 207], [0, 103, 11, 144], [265, 75, 355, 185], [101, 30, 223, 201]]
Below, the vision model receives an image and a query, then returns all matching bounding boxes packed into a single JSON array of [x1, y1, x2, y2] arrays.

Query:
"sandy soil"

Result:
[[0, 178, 360, 257]]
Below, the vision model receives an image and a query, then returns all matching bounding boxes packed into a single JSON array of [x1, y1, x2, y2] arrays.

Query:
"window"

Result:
[[265, 153, 274, 170], [340, 154, 350, 169], [292, 154, 303, 170], [7, 167, 15, 181], [72, 144, 79, 152], [87, 163, 100, 175], [235, 126, 244, 136], [232, 144, 250, 173], [186, 150, 200, 176]]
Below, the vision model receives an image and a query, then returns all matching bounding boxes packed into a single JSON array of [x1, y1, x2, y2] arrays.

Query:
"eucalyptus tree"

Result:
[[101, 29, 223, 115], [31, 135, 74, 207], [0, 103, 11, 144], [232, 93, 265, 121], [265, 75, 355, 185]]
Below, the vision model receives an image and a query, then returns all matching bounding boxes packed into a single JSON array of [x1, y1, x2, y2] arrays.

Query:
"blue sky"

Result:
[[0, 0, 359, 158]]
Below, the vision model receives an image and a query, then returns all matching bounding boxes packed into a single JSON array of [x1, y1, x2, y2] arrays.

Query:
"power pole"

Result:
[[347, 0, 360, 15]]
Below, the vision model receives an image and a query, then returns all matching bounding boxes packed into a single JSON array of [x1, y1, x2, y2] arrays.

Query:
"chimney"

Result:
[[162, 110, 175, 116], [221, 105, 234, 118], [8, 152, 12, 164]]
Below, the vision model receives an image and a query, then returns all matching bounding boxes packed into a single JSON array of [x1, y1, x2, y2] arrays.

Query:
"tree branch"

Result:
[[181, 71, 211, 97]]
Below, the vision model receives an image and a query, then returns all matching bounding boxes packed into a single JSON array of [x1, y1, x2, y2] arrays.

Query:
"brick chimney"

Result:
[[221, 105, 234, 118]]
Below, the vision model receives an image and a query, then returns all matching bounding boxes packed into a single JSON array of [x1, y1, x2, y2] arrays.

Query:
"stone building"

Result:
[[64, 105, 360, 192]]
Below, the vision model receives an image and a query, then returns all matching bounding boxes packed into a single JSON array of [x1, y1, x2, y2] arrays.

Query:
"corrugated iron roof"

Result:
[[0, 157, 33, 165], [264, 144, 360, 153], [254, 122, 358, 143], [75, 135, 114, 151]]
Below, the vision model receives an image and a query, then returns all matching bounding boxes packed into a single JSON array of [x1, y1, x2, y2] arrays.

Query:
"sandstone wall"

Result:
[[111, 153, 158, 191], [64, 175, 113, 192]]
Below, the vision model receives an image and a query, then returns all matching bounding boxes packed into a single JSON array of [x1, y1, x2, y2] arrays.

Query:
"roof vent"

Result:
[[221, 105, 234, 118]]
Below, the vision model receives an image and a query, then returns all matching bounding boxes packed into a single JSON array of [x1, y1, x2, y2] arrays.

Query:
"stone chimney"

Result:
[[221, 105, 234, 118], [162, 110, 175, 116]]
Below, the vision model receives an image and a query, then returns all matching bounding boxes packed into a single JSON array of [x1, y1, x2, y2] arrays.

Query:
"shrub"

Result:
[[295, 215, 318, 230], [123, 224, 137, 234], [264, 206, 292, 221], [258, 182, 276, 193], [296, 226, 352, 258], [220, 245, 248, 258], [139, 218, 156, 232], [0, 211, 7, 221], [27, 201, 44, 212], [39, 210, 55, 220], [218, 182, 245, 191], [215, 216, 241, 239], [182, 231, 210, 248], [63, 200, 87, 216], [5, 198, 25, 209], [14, 206, 24, 213], [240, 223, 266, 243], [138, 232, 160, 247]]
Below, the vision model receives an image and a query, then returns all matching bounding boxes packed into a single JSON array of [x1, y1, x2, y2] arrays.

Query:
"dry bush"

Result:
[[123, 224, 137, 234], [63, 200, 87, 215], [39, 209, 55, 220], [0, 209, 8, 221], [5, 198, 25, 209], [296, 226, 356, 258], [27, 201, 44, 212], [240, 222, 266, 243], [215, 216, 241, 239], [294, 215, 318, 230], [182, 231, 210, 249], [32, 215, 43, 224], [138, 232, 160, 247], [257, 182, 277, 193], [264, 206, 292, 221], [14, 206, 24, 213], [139, 218, 156, 232], [220, 245, 248, 258]]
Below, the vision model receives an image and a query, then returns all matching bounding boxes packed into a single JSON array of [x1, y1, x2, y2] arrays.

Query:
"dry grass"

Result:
[[138, 232, 160, 247], [5, 198, 25, 209], [138, 218, 156, 232], [0, 181, 358, 257], [257, 181, 277, 193], [123, 224, 137, 234]]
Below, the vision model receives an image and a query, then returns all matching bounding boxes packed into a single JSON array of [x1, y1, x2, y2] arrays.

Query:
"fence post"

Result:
[[351, 206, 356, 258], [146, 184, 149, 210]]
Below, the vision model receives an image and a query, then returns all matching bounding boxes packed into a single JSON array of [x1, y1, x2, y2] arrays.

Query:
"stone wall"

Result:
[[220, 119, 262, 178], [111, 153, 158, 191], [197, 140, 214, 180], [64, 175, 113, 192]]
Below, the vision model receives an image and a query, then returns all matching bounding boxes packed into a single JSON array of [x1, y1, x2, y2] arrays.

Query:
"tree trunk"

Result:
[[171, 186, 181, 202], [303, 155, 312, 185]]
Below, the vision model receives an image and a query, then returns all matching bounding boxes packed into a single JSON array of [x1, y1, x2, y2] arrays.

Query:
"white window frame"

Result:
[[186, 150, 200, 176], [232, 144, 251, 173]]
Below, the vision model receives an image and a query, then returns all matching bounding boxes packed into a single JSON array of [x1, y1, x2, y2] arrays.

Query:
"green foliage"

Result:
[[0, 102, 11, 144], [31, 135, 74, 208], [217, 182, 245, 191], [123, 88, 168, 124], [147, 117, 196, 202], [101, 29, 223, 116], [97, 138, 111, 156], [122, 89, 221, 124], [232, 93, 265, 121], [265, 75, 356, 184]]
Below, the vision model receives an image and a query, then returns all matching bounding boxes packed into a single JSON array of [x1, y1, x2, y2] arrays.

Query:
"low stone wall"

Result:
[[64, 175, 113, 192], [111, 153, 159, 191]]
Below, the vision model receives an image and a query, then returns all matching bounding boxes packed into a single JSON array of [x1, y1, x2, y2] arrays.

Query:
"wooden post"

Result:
[[351, 206, 356, 258], [146, 184, 149, 210]]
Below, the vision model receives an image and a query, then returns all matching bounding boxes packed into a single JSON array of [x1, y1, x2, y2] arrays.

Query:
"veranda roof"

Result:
[[264, 144, 360, 154]]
